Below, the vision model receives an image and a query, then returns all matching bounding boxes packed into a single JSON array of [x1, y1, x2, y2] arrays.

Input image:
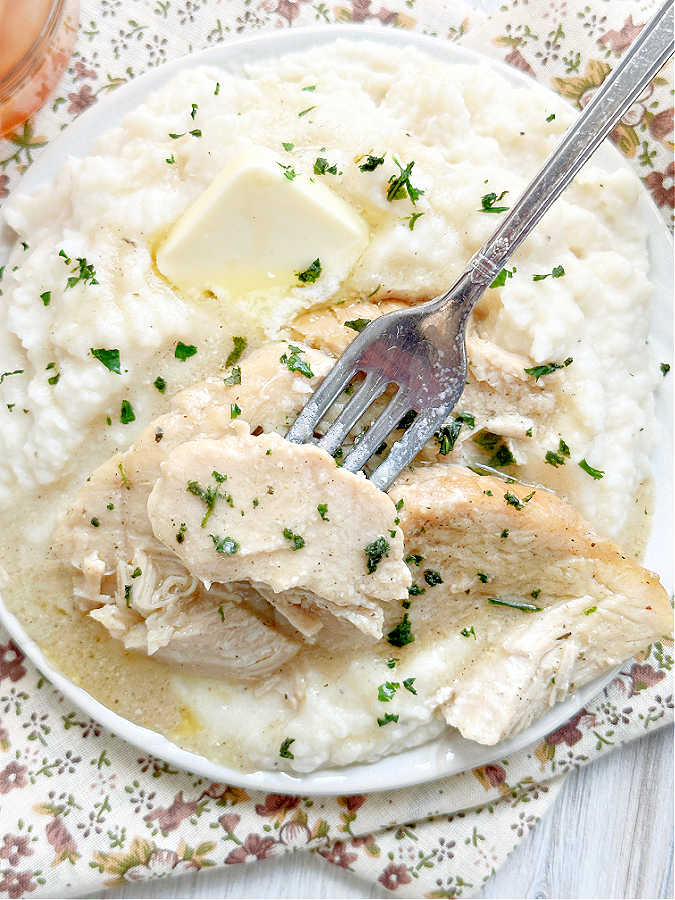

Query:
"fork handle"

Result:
[[438, 0, 674, 313]]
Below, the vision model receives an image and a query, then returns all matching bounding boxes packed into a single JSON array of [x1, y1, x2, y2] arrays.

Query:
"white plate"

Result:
[[0, 26, 672, 796]]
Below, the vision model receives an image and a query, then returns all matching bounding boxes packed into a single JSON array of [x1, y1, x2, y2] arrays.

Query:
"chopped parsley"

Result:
[[214, 82, 220, 95], [524, 357, 573, 380], [283, 528, 305, 550], [91, 348, 120, 374], [279, 737, 295, 759], [408, 584, 425, 596], [387, 613, 414, 647], [282, 141, 294, 151], [578, 458, 604, 479], [230, 402, 241, 419], [386, 658, 399, 668], [124, 585, 131, 607], [277, 162, 297, 181], [226, 336, 247, 367], [559, 438, 570, 457], [504, 491, 526, 510], [378, 681, 399, 702], [533, 265, 565, 281], [218, 605, 225, 621], [435, 419, 462, 455], [490, 267, 516, 288], [0, 369, 24, 385], [317, 503, 329, 521], [187, 477, 222, 527], [386, 157, 424, 205], [377, 713, 399, 727], [395, 498, 404, 511], [405, 211, 424, 230], [660, 363, 670, 376], [423, 570, 443, 586], [224, 365, 241, 386], [176, 523, 187, 543], [175, 341, 197, 361], [531, 589, 541, 599], [190, 102, 198, 119], [211, 534, 239, 555], [344, 318, 371, 333], [60, 252, 98, 289], [359, 154, 385, 172], [460, 626, 476, 639], [168, 129, 201, 138], [280, 344, 314, 378], [405, 554, 423, 566], [476, 572, 489, 583], [364, 536, 390, 574], [500, 528, 509, 539], [398, 410, 417, 429], [90, 517, 100, 527], [298, 105, 316, 117], [403, 677, 417, 694], [479, 190, 509, 213], [153, 376, 167, 393], [131, 567, 142, 578], [296, 258, 322, 284], [472, 431, 515, 467], [314, 157, 338, 175], [302, 85, 316, 92], [545, 449, 565, 467], [165, 154, 175, 164], [489, 597, 541, 612], [546, 112, 556, 121], [120, 400, 135, 424], [118, 462, 131, 489], [584, 606, 598, 616], [40, 291, 51, 306], [106, 503, 114, 510]]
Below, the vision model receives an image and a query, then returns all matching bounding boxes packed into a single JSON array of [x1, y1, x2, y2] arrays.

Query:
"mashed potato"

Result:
[[0, 41, 663, 773]]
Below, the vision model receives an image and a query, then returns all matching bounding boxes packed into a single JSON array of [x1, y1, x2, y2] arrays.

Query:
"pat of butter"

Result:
[[157, 149, 369, 297]]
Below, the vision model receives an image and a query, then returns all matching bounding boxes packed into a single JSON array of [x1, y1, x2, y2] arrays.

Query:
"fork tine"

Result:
[[368, 411, 440, 491], [285, 360, 357, 444], [317, 371, 388, 456], [341, 393, 413, 474]]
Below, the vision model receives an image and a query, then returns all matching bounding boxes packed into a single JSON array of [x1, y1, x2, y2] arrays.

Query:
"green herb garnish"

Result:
[[120, 400, 135, 424], [578, 458, 604, 479], [225, 336, 247, 367], [175, 341, 197, 361], [282, 141, 294, 151], [524, 357, 573, 380], [533, 265, 565, 281], [479, 190, 509, 213], [378, 681, 399, 702], [344, 318, 371, 333], [283, 528, 305, 550], [359, 154, 385, 172], [298, 105, 316, 117], [317, 503, 329, 521], [405, 212, 424, 230], [423, 570, 443, 586], [154, 376, 167, 393], [364, 536, 390, 574], [490, 267, 515, 288], [277, 162, 297, 181], [280, 344, 314, 378], [224, 366, 241, 386], [279, 737, 295, 759], [40, 291, 51, 306], [386, 157, 424, 204], [403, 677, 417, 694], [296, 258, 321, 284], [230, 402, 241, 419], [314, 157, 338, 175], [460, 626, 476, 639], [91, 348, 120, 374], [387, 613, 414, 647]]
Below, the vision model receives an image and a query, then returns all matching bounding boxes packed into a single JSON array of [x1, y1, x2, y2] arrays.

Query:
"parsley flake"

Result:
[[314, 157, 338, 175], [154, 376, 167, 393], [578, 458, 604, 479], [224, 366, 241, 386], [226, 336, 247, 367], [279, 737, 295, 759], [460, 626, 477, 639], [298, 105, 316, 117], [386, 157, 424, 205], [0, 369, 23, 384], [479, 190, 509, 213], [364, 536, 390, 574], [282, 141, 294, 151], [378, 681, 399, 702], [359, 154, 385, 172], [584, 605, 598, 616], [403, 677, 417, 694], [296, 258, 322, 284], [524, 357, 573, 380], [280, 344, 314, 378], [377, 713, 399, 727], [423, 570, 443, 586], [120, 400, 135, 424], [277, 162, 297, 181], [405, 211, 424, 230], [283, 528, 305, 550], [344, 318, 371, 333], [230, 402, 241, 419], [490, 267, 516, 289], [40, 291, 51, 306], [660, 363, 670, 376], [387, 613, 414, 647], [91, 348, 120, 374], [175, 341, 197, 361], [317, 503, 329, 521]]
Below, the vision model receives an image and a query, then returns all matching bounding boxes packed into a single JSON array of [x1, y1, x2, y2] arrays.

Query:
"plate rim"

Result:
[[0, 24, 671, 795]]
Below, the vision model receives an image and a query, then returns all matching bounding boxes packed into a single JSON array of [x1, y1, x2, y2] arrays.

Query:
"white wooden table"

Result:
[[95, 727, 672, 899]]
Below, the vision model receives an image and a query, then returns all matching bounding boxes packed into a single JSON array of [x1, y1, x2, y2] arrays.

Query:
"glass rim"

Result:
[[0, 0, 66, 101]]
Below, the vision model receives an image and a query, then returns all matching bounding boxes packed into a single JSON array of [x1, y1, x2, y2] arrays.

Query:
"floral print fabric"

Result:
[[0, 1, 672, 897]]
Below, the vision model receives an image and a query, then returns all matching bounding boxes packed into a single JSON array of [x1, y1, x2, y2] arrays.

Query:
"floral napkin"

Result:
[[0, 1, 672, 897]]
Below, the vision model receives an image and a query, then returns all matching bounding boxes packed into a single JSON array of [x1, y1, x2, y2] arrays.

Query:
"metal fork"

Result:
[[286, 0, 673, 491]]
